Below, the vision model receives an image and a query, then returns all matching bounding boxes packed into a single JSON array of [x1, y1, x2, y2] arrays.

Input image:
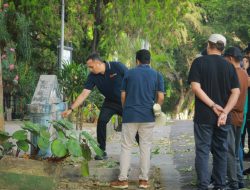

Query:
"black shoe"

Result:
[[212, 187, 226, 190], [238, 182, 245, 189], [94, 151, 108, 160], [243, 152, 250, 159], [243, 167, 250, 175]]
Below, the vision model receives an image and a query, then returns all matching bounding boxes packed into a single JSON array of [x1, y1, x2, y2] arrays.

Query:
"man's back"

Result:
[[121, 64, 164, 123], [188, 54, 239, 125], [231, 68, 248, 126]]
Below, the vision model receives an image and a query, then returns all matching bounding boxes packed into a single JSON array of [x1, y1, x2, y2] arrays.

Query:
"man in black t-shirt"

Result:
[[62, 53, 139, 160], [188, 34, 240, 190]]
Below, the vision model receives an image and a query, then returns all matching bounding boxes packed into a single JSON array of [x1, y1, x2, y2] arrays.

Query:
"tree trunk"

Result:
[[0, 50, 5, 131], [91, 0, 101, 52], [173, 77, 192, 119]]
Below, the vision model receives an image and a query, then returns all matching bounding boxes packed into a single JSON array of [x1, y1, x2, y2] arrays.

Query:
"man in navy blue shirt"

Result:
[[62, 53, 138, 160], [111, 49, 164, 189]]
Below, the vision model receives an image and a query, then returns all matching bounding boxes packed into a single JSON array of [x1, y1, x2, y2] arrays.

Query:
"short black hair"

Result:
[[208, 41, 225, 52], [86, 52, 102, 62], [136, 49, 151, 64], [244, 43, 250, 54]]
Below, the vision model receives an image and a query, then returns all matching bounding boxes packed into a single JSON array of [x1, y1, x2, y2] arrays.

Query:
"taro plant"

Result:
[[0, 119, 103, 176]]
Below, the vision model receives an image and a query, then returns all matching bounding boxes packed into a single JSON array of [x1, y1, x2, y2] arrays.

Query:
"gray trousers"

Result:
[[227, 125, 243, 189], [194, 123, 229, 190]]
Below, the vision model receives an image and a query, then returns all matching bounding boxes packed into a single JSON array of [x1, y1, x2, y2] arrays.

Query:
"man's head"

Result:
[[207, 34, 226, 54], [244, 43, 250, 58], [224, 47, 243, 65], [243, 56, 250, 70], [86, 53, 104, 74], [136, 49, 151, 65]]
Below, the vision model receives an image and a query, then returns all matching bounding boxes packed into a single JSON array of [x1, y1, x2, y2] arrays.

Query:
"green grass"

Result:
[[0, 172, 56, 190]]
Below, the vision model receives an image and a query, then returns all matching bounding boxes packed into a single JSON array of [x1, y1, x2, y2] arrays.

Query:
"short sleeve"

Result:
[[188, 59, 201, 84], [84, 74, 95, 90], [157, 72, 165, 92], [121, 72, 128, 92], [229, 64, 240, 89], [113, 62, 128, 76]]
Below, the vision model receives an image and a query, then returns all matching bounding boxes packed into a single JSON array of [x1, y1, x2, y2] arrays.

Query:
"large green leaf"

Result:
[[39, 128, 50, 139], [37, 137, 50, 152], [81, 131, 103, 156], [67, 138, 82, 157], [57, 130, 66, 139], [2, 141, 15, 151], [51, 122, 63, 132], [81, 145, 92, 161], [88, 140, 103, 157], [81, 131, 98, 144], [22, 122, 40, 135], [12, 130, 27, 141], [54, 119, 73, 130], [51, 139, 67, 158], [16, 140, 29, 152], [81, 160, 89, 177], [0, 131, 10, 142]]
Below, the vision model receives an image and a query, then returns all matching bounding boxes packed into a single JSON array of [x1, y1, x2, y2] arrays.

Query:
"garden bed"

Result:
[[0, 156, 160, 190]]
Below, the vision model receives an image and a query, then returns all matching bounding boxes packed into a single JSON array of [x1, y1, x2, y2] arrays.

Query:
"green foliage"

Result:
[[81, 160, 89, 177], [67, 138, 82, 157], [1, 0, 249, 118], [51, 139, 68, 158], [0, 131, 10, 142], [21, 121, 40, 134], [16, 140, 29, 152], [81, 131, 103, 157], [0, 141, 15, 156], [58, 62, 88, 102], [196, 0, 250, 43], [0, 119, 102, 176], [58, 62, 103, 123], [12, 130, 27, 141]]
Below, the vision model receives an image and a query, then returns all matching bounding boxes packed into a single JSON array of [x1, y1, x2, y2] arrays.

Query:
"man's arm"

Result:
[[156, 92, 164, 105], [191, 82, 224, 116], [217, 88, 240, 126], [61, 89, 91, 117], [121, 91, 126, 108]]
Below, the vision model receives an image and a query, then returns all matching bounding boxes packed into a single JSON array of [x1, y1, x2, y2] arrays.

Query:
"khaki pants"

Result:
[[118, 122, 154, 181]]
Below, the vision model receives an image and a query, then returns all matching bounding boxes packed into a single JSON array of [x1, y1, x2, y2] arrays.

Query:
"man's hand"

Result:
[[212, 104, 224, 116], [61, 109, 72, 118], [217, 112, 227, 127]]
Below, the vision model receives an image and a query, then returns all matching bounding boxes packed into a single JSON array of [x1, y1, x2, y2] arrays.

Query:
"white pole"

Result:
[[60, 0, 65, 69]]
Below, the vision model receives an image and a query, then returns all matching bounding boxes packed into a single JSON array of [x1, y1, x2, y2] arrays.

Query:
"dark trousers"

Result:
[[227, 125, 242, 189], [194, 123, 229, 190], [97, 100, 139, 151]]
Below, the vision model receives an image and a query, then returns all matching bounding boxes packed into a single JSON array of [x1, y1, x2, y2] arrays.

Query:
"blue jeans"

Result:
[[194, 123, 229, 190]]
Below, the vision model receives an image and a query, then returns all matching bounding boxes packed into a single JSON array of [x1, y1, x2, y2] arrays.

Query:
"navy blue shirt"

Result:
[[121, 64, 165, 123], [85, 61, 128, 104]]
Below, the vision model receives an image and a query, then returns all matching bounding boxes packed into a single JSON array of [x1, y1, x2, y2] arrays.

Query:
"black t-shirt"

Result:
[[84, 61, 128, 104], [188, 55, 239, 125]]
